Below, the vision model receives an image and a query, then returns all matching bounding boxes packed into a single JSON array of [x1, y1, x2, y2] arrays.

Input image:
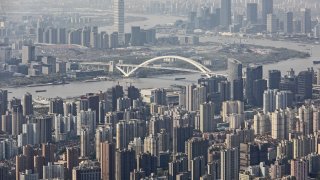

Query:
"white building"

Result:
[[263, 90, 292, 114], [222, 101, 244, 122], [77, 109, 96, 135], [253, 112, 270, 135], [43, 162, 65, 180]]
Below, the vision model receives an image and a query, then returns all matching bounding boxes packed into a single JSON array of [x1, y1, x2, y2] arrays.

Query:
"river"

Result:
[[99, 13, 186, 33], [5, 15, 320, 99]]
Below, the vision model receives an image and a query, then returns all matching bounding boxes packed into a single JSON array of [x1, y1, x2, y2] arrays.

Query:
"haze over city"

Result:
[[1, 0, 320, 180]]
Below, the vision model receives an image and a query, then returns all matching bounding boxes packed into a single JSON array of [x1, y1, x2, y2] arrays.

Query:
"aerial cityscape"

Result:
[[1, 0, 320, 179]]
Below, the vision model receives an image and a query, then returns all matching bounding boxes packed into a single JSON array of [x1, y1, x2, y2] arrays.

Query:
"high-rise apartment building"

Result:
[[72, 161, 101, 180], [115, 149, 136, 180], [200, 102, 215, 132], [100, 141, 115, 180], [220, 147, 239, 180], [80, 128, 89, 158]]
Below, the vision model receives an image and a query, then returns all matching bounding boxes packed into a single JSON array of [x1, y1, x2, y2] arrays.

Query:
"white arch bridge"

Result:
[[116, 56, 223, 78]]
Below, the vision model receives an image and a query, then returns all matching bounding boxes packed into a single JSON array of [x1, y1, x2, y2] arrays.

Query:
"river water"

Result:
[[5, 15, 320, 99]]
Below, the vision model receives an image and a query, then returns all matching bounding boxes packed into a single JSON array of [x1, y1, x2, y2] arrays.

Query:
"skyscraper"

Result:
[[267, 14, 277, 33], [222, 101, 244, 122], [43, 163, 65, 179], [127, 85, 140, 106], [219, 81, 231, 102], [115, 149, 136, 180], [253, 112, 270, 135], [247, 3, 258, 24], [263, 89, 277, 114], [245, 65, 263, 105], [131, 26, 142, 46], [96, 127, 112, 161], [22, 93, 33, 116], [290, 159, 309, 180], [173, 126, 193, 154], [220, 147, 239, 180], [144, 134, 159, 156], [227, 59, 243, 101], [16, 155, 27, 180], [137, 152, 157, 177], [261, 0, 273, 25], [186, 137, 209, 171], [107, 84, 124, 111], [34, 155, 45, 179], [42, 143, 56, 165], [191, 156, 206, 180], [114, 0, 125, 45], [35, 116, 53, 143], [268, 70, 281, 89], [116, 119, 146, 150], [49, 98, 64, 115], [252, 79, 267, 107], [220, 0, 231, 28], [301, 8, 312, 34], [22, 145, 34, 171], [72, 161, 101, 180], [11, 104, 23, 136], [185, 84, 207, 111], [152, 88, 167, 105], [239, 143, 260, 170], [271, 110, 287, 140], [80, 128, 89, 158], [0, 89, 7, 115], [200, 102, 215, 133], [186, 84, 197, 111], [22, 45, 36, 64], [296, 70, 313, 100], [283, 12, 293, 34], [100, 141, 115, 180], [66, 147, 79, 180]]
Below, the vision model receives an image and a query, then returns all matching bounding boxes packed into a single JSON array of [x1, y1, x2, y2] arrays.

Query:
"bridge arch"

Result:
[[121, 56, 212, 77]]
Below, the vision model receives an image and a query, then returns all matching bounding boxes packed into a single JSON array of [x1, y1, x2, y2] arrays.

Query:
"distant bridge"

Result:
[[79, 56, 225, 78], [116, 56, 223, 78]]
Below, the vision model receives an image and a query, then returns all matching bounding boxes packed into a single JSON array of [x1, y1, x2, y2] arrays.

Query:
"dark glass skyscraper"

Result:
[[284, 12, 293, 34], [301, 8, 312, 34], [245, 65, 263, 105], [247, 3, 258, 24], [296, 71, 313, 100], [220, 0, 231, 28], [115, 149, 136, 180], [0, 89, 8, 115], [268, 70, 281, 89], [128, 85, 140, 106], [228, 59, 243, 101], [253, 79, 267, 107]]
